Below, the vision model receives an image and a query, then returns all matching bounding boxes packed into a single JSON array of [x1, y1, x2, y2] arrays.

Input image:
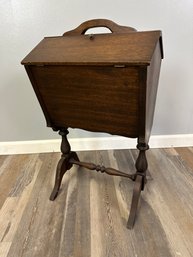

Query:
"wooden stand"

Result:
[[22, 19, 163, 229], [50, 128, 149, 229]]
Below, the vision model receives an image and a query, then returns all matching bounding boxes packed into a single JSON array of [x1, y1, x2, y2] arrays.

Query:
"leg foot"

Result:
[[50, 128, 79, 201], [127, 175, 143, 229], [50, 155, 72, 201], [127, 142, 149, 229]]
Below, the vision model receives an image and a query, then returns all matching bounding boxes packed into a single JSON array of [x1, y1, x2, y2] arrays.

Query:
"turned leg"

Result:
[[50, 128, 79, 201], [127, 143, 149, 229]]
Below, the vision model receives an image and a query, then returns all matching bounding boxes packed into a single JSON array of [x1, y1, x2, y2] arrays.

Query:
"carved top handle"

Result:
[[63, 19, 137, 36]]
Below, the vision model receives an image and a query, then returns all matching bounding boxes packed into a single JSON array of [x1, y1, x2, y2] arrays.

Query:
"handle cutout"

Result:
[[84, 27, 112, 35]]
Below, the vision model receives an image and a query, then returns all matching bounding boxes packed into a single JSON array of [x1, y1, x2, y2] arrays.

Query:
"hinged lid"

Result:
[[21, 19, 163, 66]]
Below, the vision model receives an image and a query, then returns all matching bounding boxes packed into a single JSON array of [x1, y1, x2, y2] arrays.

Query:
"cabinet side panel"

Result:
[[146, 41, 162, 141], [25, 66, 53, 127]]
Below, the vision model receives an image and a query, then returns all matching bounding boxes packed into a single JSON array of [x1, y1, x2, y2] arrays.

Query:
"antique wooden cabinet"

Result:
[[21, 19, 163, 228]]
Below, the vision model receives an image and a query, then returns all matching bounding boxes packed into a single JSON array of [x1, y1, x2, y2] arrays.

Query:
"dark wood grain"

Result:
[[69, 158, 135, 180], [22, 19, 163, 140], [29, 65, 139, 137], [63, 18, 137, 36], [21, 31, 162, 66], [50, 128, 79, 201], [145, 40, 162, 142], [21, 19, 163, 229]]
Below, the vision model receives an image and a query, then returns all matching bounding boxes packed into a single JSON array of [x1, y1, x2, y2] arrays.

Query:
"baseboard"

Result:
[[1, 134, 193, 155]]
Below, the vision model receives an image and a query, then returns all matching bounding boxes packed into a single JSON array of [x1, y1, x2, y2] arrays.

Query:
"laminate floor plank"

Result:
[[0, 148, 192, 257], [6, 153, 68, 257], [112, 149, 173, 257], [0, 155, 34, 209], [175, 147, 193, 171], [144, 149, 193, 257]]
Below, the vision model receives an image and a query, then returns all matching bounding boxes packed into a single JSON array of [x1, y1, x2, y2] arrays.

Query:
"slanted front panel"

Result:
[[29, 65, 140, 137]]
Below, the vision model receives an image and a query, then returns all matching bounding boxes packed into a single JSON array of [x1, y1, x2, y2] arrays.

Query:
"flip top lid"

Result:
[[22, 29, 163, 66]]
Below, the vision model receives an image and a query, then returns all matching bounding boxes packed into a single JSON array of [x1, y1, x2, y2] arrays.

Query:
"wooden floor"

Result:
[[0, 147, 193, 257]]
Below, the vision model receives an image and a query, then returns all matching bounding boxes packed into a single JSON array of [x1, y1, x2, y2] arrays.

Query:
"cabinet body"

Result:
[[22, 30, 163, 143]]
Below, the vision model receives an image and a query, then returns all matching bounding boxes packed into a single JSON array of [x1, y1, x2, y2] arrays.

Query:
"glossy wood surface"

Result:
[[30, 65, 139, 137], [22, 19, 163, 142], [21, 19, 163, 228], [21, 31, 162, 66], [62, 18, 137, 35]]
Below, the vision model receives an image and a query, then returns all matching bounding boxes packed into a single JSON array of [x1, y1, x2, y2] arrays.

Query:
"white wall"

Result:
[[0, 0, 193, 142]]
